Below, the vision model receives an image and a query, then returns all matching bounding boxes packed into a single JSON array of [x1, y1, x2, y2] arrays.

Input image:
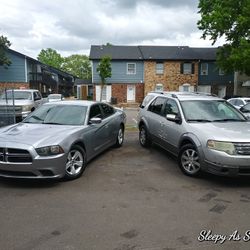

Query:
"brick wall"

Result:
[[144, 61, 198, 95], [93, 83, 144, 103], [112, 84, 127, 103], [135, 83, 144, 103], [0, 82, 29, 91]]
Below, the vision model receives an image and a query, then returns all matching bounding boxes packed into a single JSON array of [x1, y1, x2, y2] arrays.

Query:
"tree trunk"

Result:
[[100, 84, 104, 102]]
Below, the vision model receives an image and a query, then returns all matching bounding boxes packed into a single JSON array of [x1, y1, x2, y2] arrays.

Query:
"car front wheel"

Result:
[[178, 144, 201, 177], [139, 125, 151, 147], [115, 125, 124, 147], [64, 145, 86, 180]]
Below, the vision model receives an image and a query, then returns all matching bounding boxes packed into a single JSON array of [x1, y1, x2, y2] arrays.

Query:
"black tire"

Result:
[[114, 125, 124, 148], [64, 145, 86, 180], [178, 144, 201, 177], [139, 125, 151, 148]]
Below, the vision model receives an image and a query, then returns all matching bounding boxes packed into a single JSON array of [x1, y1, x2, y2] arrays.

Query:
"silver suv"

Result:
[[138, 92, 250, 177]]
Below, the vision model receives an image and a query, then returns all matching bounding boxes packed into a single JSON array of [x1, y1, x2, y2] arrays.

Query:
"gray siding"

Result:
[[198, 62, 234, 85], [0, 51, 26, 82], [92, 60, 144, 84]]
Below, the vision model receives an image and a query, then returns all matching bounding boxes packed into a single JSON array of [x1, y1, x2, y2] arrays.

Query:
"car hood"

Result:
[[0, 99, 33, 106], [189, 121, 250, 142], [0, 123, 85, 148]]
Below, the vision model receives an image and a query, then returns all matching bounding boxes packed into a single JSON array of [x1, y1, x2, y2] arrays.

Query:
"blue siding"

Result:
[[92, 60, 144, 84], [198, 62, 234, 85], [0, 51, 26, 82]]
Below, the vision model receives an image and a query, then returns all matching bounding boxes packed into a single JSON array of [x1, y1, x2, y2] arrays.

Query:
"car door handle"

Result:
[[160, 121, 164, 126]]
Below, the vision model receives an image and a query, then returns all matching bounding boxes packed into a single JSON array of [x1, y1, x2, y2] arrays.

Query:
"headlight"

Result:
[[207, 140, 236, 155], [36, 145, 64, 156], [22, 105, 33, 112]]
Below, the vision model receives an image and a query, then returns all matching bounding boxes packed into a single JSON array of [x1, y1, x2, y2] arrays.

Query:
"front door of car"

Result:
[[87, 104, 109, 154], [160, 99, 183, 155]]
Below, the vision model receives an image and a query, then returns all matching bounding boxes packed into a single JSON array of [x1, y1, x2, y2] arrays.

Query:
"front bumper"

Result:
[[201, 149, 250, 177], [0, 142, 67, 179]]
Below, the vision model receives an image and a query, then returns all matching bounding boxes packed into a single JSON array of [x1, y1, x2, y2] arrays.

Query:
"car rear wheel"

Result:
[[64, 145, 86, 180], [178, 144, 201, 177], [139, 125, 151, 147], [115, 125, 124, 147]]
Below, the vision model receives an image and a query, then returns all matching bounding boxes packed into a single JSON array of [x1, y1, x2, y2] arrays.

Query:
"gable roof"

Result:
[[90, 45, 143, 60], [89, 45, 218, 61], [7, 48, 76, 79]]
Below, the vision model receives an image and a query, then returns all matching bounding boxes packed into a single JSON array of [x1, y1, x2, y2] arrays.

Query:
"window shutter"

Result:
[[192, 63, 195, 74], [180, 63, 184, 74]]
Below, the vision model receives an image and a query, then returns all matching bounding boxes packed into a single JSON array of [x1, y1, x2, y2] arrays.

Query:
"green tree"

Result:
[[197, 0, 250, 75], [96, 56, 112, 101], [62, 54, 91, 79], [0, 35, 12, 67], [37, 48, 64, 69]]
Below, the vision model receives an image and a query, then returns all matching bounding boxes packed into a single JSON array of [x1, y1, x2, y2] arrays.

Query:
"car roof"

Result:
[[147, 91, 223, 101], [228, 97, 250, 101], [6, 89, 39, 92], [43, 100, 102, 107], [48, 94, 62, 96]]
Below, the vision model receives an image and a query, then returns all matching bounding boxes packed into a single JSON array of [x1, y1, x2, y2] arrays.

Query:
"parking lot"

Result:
[[0, 109, 250, 250]]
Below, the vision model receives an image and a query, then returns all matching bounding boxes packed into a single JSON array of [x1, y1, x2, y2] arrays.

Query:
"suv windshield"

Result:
[[23, 104, 87, 125], [0, 91, 32, 100], [181, 100, 246, 122]]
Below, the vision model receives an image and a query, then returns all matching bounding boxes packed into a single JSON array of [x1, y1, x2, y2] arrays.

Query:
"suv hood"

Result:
[[190, 121, 250, 142], [0, 123, 85, 148], [0, 100, 33, 106]]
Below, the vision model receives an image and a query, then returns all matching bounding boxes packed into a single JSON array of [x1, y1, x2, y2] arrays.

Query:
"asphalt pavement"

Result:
[[1, 129, 250, 250]]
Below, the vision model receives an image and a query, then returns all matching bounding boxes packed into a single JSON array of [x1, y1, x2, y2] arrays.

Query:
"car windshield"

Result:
[[0, 91, 32, 100], [180, 100, 246, 122], [23, 104, 87, 125], [242, 103, 250, 111]]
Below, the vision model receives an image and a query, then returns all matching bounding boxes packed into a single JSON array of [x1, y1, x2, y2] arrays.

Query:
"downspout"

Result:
[[24, 56, 28, 83]]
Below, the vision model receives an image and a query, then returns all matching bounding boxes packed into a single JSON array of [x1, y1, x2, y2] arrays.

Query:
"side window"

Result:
[[89, 104, 103, 121], [33, 91, 41, 101], [163, 99, 179, 116], [140, 94, 155, 108], [100, 103, 114, 118], [148, 97, 166, 115]]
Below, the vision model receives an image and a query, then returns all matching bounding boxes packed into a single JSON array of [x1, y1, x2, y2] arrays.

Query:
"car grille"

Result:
[[234, 143, 250, 155], [0, 105, 22, 113], [0, 148, 32, 163]]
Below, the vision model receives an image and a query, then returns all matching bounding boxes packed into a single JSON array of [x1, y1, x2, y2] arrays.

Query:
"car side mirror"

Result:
[[89, 117, 102, 124], [166, 114, 182, 124], [139, 103, 144, 108]]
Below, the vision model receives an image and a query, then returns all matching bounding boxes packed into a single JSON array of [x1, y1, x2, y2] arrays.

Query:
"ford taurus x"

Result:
[[138, 92, 250, 177]]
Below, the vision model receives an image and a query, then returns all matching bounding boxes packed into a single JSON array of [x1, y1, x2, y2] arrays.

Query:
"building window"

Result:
[[181, 63, 194, 74], [219, 68, 225, 75], [155, 83, 163, 92], [156, 62, 164, 74], [127, 63, 136, 75], [179, 83, 194, 92], [200, 63, 208, 75]]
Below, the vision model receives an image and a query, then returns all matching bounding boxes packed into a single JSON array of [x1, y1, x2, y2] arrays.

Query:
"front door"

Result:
[[127, 85, 135, 102]]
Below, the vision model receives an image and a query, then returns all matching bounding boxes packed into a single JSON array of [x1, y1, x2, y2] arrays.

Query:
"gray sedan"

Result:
[[0, 101, 126, 180]]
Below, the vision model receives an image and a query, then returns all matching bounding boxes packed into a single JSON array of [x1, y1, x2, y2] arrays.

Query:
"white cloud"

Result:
[[0, 0, 222, 59]]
